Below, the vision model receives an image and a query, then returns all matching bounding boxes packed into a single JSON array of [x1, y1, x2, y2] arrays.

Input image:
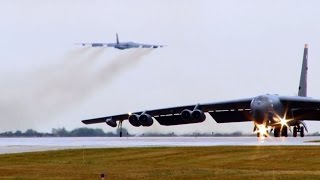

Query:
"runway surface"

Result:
[[0, 136, 320, 154]]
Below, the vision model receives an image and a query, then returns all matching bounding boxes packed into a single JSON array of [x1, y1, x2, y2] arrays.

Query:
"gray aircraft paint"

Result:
[[80, 34, 165, 50], [82, 45, 320, 138], [298, 44, 308, 97]]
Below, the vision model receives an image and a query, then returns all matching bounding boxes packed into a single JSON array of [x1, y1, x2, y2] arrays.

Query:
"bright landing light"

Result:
[[254, 124, 271, 139], [280, 118, 289, 127], [274, 114, 293, 131]]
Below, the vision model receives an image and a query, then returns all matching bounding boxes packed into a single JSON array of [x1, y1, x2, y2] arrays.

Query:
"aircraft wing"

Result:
[[137, 43, 165, 48], [279, 96, 320, 120], [75, 43, 108, 47], [82, 98, 253, 126], [106, 43, 118, 47]]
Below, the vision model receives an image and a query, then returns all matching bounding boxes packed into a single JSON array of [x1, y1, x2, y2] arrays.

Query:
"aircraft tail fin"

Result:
[[116, 33, 119, 44], [298, 44, 308, 97]]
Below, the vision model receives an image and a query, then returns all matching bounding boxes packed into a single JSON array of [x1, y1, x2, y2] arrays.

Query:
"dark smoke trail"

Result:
[[31, 48, 107, 115], [91, 48, 153, 88], [52, 48, 154, 106], [0, 48, 153, 131], [0, 48, 106, 130], [35, 48, 105, 98]]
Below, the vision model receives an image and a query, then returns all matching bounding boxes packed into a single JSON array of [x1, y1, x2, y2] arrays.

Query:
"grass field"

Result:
[[1, 146, 320, 179]]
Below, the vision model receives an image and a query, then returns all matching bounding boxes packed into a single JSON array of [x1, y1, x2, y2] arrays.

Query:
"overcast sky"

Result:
[[1, 0, 320, 134]]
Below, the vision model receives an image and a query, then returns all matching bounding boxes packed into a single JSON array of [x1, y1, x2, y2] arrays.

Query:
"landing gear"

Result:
[[274, 127, 280, 137], [292, 125, 305, 137], [273, 127, 288, 137], [281, 126, 288, 137], [293, 127, 297, 137], [300, 126, 305, 137], [118, 121, 123, 137]]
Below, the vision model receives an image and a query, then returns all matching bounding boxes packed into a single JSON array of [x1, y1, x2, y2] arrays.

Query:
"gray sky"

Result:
[[1, 0, 320, 134]]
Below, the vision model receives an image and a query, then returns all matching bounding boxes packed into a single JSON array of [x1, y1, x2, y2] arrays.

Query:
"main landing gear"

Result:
[[293, 126, 304, 137], [273, 126, 305, 137], [273, 126, 288, 137], [118, 120, 123, 137]]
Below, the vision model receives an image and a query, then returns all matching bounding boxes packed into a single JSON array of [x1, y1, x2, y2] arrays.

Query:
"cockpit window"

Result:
[[254, 96, 267, 103]]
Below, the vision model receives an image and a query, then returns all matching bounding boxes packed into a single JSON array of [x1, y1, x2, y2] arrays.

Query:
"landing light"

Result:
[[280, 118, 288, 126], [254, 124, 271, 139], [274, 113, 293, 131], [128, 112, 132, 116]]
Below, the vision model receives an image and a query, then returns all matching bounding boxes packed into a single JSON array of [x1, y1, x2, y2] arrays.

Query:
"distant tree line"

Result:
[[0, 127, 128, 137], [0, 128, 319, 137]]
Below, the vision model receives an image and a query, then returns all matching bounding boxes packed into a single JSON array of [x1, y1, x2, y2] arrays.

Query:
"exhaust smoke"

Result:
[[0, 48, 153, 131]]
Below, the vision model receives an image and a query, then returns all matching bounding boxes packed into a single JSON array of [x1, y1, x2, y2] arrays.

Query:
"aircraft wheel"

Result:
[[300, 127, 305, 137], [293, 127, 297, 137], [257, 132, 260, 137], [274, 128, 280, 137], [281, 126, 288, 137]]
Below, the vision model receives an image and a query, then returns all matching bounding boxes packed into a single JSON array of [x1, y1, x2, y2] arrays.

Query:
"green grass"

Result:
[[1, 146, 320, 179]]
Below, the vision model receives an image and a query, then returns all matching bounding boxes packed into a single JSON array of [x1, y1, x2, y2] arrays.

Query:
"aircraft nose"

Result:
[[253, 106, 265, 123]]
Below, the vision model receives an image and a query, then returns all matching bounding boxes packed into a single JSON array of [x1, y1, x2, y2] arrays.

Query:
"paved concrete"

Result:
[[0, 136, 319, 154]]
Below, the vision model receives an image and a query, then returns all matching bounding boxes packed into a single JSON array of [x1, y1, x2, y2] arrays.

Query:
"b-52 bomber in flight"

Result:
[[78, 33, 165, 50], [82, 44, 320, 138]]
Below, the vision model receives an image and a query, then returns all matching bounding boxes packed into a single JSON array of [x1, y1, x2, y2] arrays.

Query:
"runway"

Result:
[[0, 136, 320, 154]]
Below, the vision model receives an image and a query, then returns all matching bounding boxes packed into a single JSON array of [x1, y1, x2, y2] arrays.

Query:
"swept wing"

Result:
[[82, 98, 253, 126]]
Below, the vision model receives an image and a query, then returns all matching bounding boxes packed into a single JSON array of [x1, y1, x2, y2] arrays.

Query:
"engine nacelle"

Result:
[[128, 114, 141, 127], [181, 109, 193, 120], [106, 118, 117, 127], [181, 109, 206, 122], [139, 114, 153, 126], [191, 110, 206, 122]]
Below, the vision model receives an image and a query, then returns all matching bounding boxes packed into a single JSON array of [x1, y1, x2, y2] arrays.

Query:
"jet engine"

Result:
[[128, 114, 141, 127], [106, 118, 117, 127], [181, 109, 193, 120], [181, 109, 206, 122], [139, 114, 154, 126], [191, 110, 206, 122]]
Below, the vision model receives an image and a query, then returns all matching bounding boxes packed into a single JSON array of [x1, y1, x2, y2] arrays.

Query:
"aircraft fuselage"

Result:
[[251, 94, 285, 125], [114, 42, 138, 50]]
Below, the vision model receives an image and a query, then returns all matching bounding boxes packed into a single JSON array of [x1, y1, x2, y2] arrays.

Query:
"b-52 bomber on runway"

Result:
[[82, 44, 320, 138], [78, 33, 165, 50]]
